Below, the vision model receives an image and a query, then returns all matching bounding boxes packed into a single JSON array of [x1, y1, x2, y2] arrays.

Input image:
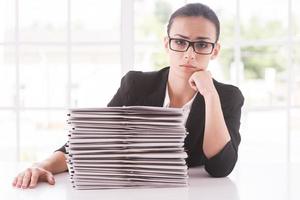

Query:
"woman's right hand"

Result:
[[12, 166, 55, 189]]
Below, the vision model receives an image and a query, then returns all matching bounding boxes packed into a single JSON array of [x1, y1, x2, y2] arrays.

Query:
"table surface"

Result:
[[1, 161, 299, 200]]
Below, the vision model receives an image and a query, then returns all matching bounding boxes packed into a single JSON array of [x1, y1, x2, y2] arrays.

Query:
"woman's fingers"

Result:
[[21, 169, 32, 188], [28, 169, 40, 188], [13, 167, 55, 189], [46, 172, 55, 185], [12, 177, 18, 187], [15, 172, 25, 188], [188, 76, 198, 91], [35, 168, 55, 185]]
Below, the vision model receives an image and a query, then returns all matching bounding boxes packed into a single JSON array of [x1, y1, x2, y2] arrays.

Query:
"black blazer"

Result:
[[107, 67, 244, 177], [57, 67, 244, 177]]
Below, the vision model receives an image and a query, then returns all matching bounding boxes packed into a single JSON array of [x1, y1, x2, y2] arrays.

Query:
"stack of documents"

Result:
[[66, 106, 188, 190]]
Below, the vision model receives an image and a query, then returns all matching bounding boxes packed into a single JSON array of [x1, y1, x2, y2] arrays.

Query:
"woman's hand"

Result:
[[12, 151, 68, 189], [12, 166, 55, 189], [188, 70, 216, 96]]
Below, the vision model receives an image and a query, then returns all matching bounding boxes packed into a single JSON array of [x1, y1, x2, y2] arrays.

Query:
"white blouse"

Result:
[[163, 85, 197, 125]]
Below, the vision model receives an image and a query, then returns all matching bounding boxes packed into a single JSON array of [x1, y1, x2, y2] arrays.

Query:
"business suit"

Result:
[[107, 67, 244, 177], [57, 66, 244, 177]]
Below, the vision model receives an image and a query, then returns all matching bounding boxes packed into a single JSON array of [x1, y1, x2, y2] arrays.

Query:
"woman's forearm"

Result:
[[34, 151, 68, 174], [202, 91, 231, 159]]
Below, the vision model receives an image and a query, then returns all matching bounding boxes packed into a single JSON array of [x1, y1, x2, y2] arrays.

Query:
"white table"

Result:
[[1, 162, 299, 200]]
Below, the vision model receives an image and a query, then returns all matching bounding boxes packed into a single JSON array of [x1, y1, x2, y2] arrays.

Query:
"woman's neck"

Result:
[[167, 69, 197, 108]]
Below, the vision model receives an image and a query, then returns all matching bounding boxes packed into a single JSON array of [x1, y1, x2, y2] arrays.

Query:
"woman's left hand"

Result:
[[188, 70, 216, 97]]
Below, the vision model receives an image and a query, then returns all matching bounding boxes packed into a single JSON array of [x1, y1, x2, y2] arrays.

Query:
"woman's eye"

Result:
[[174, 39, 187, 46], [196, 42, 208, 48]]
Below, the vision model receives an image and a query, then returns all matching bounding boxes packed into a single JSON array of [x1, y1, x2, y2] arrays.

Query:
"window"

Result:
[[134, 0, 185, 71], [0, 0, 121, 161], [0, 0, 299, 164]]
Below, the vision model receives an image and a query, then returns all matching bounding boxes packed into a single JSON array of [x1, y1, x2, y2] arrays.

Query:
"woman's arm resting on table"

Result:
[[12, 151, 67, 189]]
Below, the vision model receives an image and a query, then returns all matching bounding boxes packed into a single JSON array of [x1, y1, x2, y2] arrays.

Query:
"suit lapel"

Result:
[[141, 68, 169, 106]]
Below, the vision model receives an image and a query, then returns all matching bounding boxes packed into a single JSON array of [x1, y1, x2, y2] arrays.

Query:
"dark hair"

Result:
[[167, 3, 220, 42]]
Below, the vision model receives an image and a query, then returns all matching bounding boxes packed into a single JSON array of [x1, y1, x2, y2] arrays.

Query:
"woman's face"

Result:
[[164, 16, 220, 78]]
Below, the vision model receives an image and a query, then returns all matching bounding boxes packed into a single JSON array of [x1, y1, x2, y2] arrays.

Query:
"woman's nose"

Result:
[[184, 46, 196, 60]]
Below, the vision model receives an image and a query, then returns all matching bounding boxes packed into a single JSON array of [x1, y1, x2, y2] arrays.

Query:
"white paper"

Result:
[[66, 106, 188, 189]]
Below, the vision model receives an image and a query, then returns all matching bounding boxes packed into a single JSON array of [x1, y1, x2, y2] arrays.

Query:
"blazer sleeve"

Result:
[[107, 71, 137, 107], [55, 144, 67, 154], [204, 87, 244, 177]]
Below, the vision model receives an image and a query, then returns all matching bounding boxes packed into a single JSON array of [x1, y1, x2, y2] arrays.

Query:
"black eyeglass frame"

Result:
[[168, 36, 216, 55]]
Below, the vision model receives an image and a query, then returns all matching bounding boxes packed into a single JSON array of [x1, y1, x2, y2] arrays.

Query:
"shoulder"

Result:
[[213, 79, 244, 107], [122, 67, 169, 81], [120, 67, 169, 89]]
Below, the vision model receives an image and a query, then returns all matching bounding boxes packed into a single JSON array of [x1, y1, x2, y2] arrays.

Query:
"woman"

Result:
[[13, 3, 244, 189]]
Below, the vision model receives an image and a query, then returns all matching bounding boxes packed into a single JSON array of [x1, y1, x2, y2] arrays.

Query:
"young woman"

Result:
[[13, 3, 244, 189]]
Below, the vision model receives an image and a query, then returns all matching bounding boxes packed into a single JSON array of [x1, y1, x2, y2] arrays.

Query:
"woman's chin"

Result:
[[170, 66, 194, 79]]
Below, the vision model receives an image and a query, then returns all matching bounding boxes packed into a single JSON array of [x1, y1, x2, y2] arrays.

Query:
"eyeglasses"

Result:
[[168, 37, 215, 55]]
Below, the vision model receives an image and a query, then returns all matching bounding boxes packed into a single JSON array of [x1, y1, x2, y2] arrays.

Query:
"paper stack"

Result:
[[66, 106, 188, 190]]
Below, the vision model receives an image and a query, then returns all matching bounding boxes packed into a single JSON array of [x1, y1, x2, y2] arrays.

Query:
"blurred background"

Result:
[[0, 0, 299, 166]]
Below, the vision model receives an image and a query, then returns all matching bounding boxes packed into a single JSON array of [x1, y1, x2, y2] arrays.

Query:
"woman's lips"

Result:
[[180, 64, 196, 69], [179, 65, 205, 71]]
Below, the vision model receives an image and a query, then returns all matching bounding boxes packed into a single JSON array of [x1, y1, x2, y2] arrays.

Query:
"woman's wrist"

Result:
[[202, 88, 219, 100], [32, 159, 53, 172]]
